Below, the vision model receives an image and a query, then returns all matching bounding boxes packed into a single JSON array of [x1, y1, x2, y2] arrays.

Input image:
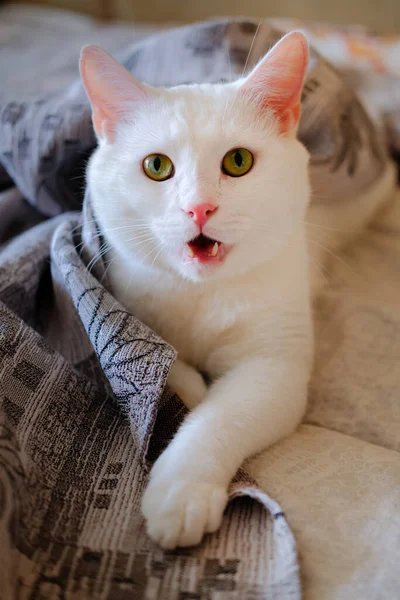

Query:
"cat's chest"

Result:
[[114, 275, 247, 367]]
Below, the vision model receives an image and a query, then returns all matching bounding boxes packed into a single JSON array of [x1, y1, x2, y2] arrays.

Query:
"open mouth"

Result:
[[185, 234, 224, 263]]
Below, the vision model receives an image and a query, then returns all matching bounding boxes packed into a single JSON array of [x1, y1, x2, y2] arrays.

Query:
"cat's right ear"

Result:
[[239, 31, 308, 135], [80, 45, 150, 142]]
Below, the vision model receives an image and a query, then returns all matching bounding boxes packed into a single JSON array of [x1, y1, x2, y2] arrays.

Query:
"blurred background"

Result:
[[5, 0, 400, 30], [1, 0, 399, 112]]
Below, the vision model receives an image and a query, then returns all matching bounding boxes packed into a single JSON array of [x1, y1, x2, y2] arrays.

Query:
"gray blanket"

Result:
[[0, 19, 393, 600]]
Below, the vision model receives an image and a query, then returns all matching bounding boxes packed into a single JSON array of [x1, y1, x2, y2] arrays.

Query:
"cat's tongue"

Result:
[[186, 234, 222, 263]]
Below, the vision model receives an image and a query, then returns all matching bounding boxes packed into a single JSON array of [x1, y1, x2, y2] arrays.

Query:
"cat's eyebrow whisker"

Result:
[[242, 21, 262, 78], [221, 97, 234, 128], [227, 41, 232, 83]]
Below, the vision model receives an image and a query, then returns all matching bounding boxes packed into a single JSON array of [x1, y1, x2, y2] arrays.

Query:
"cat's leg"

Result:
[[142, 356, 310, 549], [168, 358, 208, 410]]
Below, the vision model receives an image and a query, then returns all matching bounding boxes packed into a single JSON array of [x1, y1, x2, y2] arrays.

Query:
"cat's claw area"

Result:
[[142, 478, 228, 549]]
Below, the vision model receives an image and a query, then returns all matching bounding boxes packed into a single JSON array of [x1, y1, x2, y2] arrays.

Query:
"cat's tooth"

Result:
[[210, 242, 219, 257], [186, 244, 194, 258]]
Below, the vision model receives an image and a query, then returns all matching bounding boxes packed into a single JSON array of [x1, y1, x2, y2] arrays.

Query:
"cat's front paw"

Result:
[[141, 477, 228, 549]]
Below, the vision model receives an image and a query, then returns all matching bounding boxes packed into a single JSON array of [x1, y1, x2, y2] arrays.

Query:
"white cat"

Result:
[[80, 32, 395, 550]]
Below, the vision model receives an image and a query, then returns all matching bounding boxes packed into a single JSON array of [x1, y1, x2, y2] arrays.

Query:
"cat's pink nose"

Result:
[[183, 202, 217, 227]]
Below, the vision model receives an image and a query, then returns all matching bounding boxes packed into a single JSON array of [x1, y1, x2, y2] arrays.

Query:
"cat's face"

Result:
[[82, 32, 310, 282]]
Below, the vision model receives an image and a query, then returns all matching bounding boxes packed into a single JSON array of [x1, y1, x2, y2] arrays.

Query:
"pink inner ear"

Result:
[[80, 45, 150, 141], [240, 31, 309, 134]]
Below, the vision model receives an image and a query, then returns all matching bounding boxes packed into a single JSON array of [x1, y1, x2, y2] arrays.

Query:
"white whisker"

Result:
[[242, 21, 261, 77]]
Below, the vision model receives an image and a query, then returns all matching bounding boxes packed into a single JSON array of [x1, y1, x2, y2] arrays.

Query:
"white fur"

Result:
[[83, 38, 395, 549], [88, 83, 313, 548]]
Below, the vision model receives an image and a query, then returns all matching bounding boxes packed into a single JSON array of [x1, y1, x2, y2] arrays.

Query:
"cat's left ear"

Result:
[[240, 31, 309, 135], [80, 45, 151, 142]]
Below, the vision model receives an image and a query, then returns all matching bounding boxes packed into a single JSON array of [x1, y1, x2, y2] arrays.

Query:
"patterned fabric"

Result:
[[0, 14, 397, 600]]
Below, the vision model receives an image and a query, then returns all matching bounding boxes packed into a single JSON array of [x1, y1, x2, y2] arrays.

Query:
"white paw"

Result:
[[141, 476, 228, 549]]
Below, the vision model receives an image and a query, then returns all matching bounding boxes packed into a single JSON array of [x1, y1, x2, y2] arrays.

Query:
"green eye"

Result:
[[143, 154, 174, 181], [222, 148, 253, 177]]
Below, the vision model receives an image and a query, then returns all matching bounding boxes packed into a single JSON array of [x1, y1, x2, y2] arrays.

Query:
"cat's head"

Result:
[[81, 32, 310, 283]]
